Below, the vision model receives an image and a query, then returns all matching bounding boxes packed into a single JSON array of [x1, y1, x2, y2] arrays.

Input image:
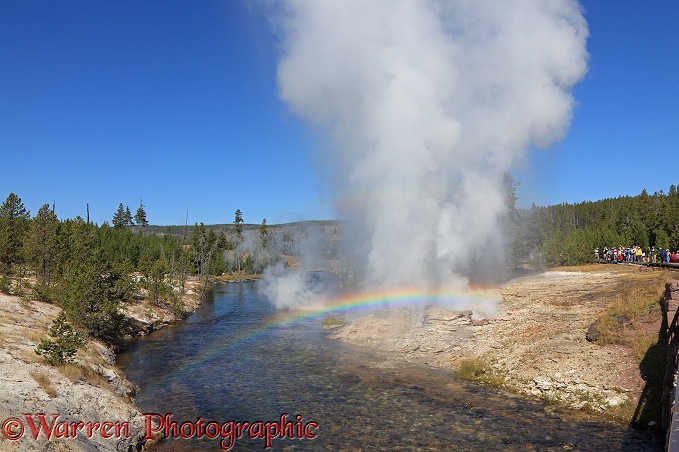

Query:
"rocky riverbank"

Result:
[[327, 265, 671, 420], [0, 277, 205, 451]]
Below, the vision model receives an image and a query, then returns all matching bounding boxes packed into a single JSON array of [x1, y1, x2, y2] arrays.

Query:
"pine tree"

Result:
[[60, 255, 130, 340], [124, 206, 134, 226], [259, 218, 269, 249], [24, 204, 58, 285], [147, 259, 169, 306], [0, 193, 31, 273], [192, 223, 211, 278], [112, 203, 127, 228], [134, 200, 148, 228], [35, 311, 86, 365], [57, 217, 95, 272], [234, 209, 243, 238]]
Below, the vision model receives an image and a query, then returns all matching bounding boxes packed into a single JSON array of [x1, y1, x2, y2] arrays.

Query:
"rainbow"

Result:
[[138, 285, 497, 396], [294, 285, 496, 316]]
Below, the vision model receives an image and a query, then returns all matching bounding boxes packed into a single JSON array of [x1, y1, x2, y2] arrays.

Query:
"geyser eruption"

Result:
[[266, 0, 588, 309]]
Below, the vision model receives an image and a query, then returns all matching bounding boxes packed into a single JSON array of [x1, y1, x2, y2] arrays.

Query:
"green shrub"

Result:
[[33, 282, 53, 302], [35, 312, 86, 365], [0, 276, 10, 294]]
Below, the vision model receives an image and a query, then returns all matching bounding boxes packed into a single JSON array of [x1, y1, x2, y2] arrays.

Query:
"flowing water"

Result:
[[118, 281, 663, 451]]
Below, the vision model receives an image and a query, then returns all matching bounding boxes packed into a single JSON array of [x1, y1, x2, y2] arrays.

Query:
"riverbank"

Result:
[[0, 273, 258, 451], [0, 291, 149, 451], [121, 274, 263, 339], [326, 264, 674, 427]]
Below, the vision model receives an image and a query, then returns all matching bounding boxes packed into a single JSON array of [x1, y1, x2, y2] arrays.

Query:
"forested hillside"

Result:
[[0, 194, 265, 345], [509, 185, 679, 267]]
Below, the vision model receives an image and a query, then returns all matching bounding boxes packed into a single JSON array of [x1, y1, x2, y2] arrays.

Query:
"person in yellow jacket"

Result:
[[635, 246, 643, 263]]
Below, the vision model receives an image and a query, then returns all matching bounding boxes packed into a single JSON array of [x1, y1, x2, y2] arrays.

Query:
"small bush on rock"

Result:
[[35, 311, 86, 365]]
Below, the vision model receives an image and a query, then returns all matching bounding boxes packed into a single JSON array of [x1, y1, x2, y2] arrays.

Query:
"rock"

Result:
[[0, 349, 147, 451], [605, 395, 625, 407], [426, 309, 472, 326], [575, 383, 590, 392], [585, 321, 601, 342], [534, 378, 552, 391]]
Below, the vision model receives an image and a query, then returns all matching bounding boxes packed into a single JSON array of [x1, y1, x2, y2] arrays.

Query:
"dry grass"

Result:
[[322, 316, 346, 328], [553, 263, 631, 273], [16, 349, 43, 364], [587, 268, 673, 427], [453, 357, 504, 387], [592, 270, 672, 346], [0, 309, 50, 356], [514, 323, 550, 343], [4, 311, 25, 325], [59, 363, 109, 388], [30, 370, 57, 397], [630, 332, 660, 363], [25, 328, 46, 344]]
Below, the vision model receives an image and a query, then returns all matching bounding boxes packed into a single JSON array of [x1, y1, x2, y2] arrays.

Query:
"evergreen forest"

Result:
[[505, 183, 679, 267], [0, 193, 255, 344]]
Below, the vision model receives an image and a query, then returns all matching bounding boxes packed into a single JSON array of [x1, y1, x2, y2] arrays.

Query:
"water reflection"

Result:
[[118, 281, 662, 451]]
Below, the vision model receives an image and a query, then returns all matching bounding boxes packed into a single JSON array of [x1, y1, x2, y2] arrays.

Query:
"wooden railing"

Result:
[[662, 280, 679, 450]]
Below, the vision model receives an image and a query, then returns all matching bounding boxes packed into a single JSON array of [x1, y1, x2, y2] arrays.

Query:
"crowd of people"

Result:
[[594, 246, 679, 264]]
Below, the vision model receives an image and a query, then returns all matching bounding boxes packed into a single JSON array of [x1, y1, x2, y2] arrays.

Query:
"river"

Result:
[[117, 281, 663, 451]]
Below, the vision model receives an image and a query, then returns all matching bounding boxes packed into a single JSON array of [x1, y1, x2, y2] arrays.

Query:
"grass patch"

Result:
[[25, 328, 46, 344], [30, 370, 57, 397], [590, 271, 672, 345], [586, 270, 673, 427], [453, 357, 504, 387], [610, 400, 638, 425], [630, 332, 660, 363], [574, 388, 606, 406], [539, 392, 560, 405], [321, 317, 346, 328], [16, 349, 43, 364], [554, 264, 623, 273], [580, 402, 599, 413], [59, 363, 109, 388]]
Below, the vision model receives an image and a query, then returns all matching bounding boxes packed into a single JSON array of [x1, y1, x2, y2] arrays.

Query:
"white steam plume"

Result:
[[267, 0, 588, 306]]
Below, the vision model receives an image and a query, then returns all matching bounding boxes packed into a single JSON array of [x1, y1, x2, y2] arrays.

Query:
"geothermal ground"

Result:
[[0, 278, 204, 451], [327, 264, 670, 418]]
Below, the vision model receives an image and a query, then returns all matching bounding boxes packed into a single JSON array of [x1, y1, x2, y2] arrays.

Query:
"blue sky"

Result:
[[1, 1, 677, 225], [516, 0, 679, 208]]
